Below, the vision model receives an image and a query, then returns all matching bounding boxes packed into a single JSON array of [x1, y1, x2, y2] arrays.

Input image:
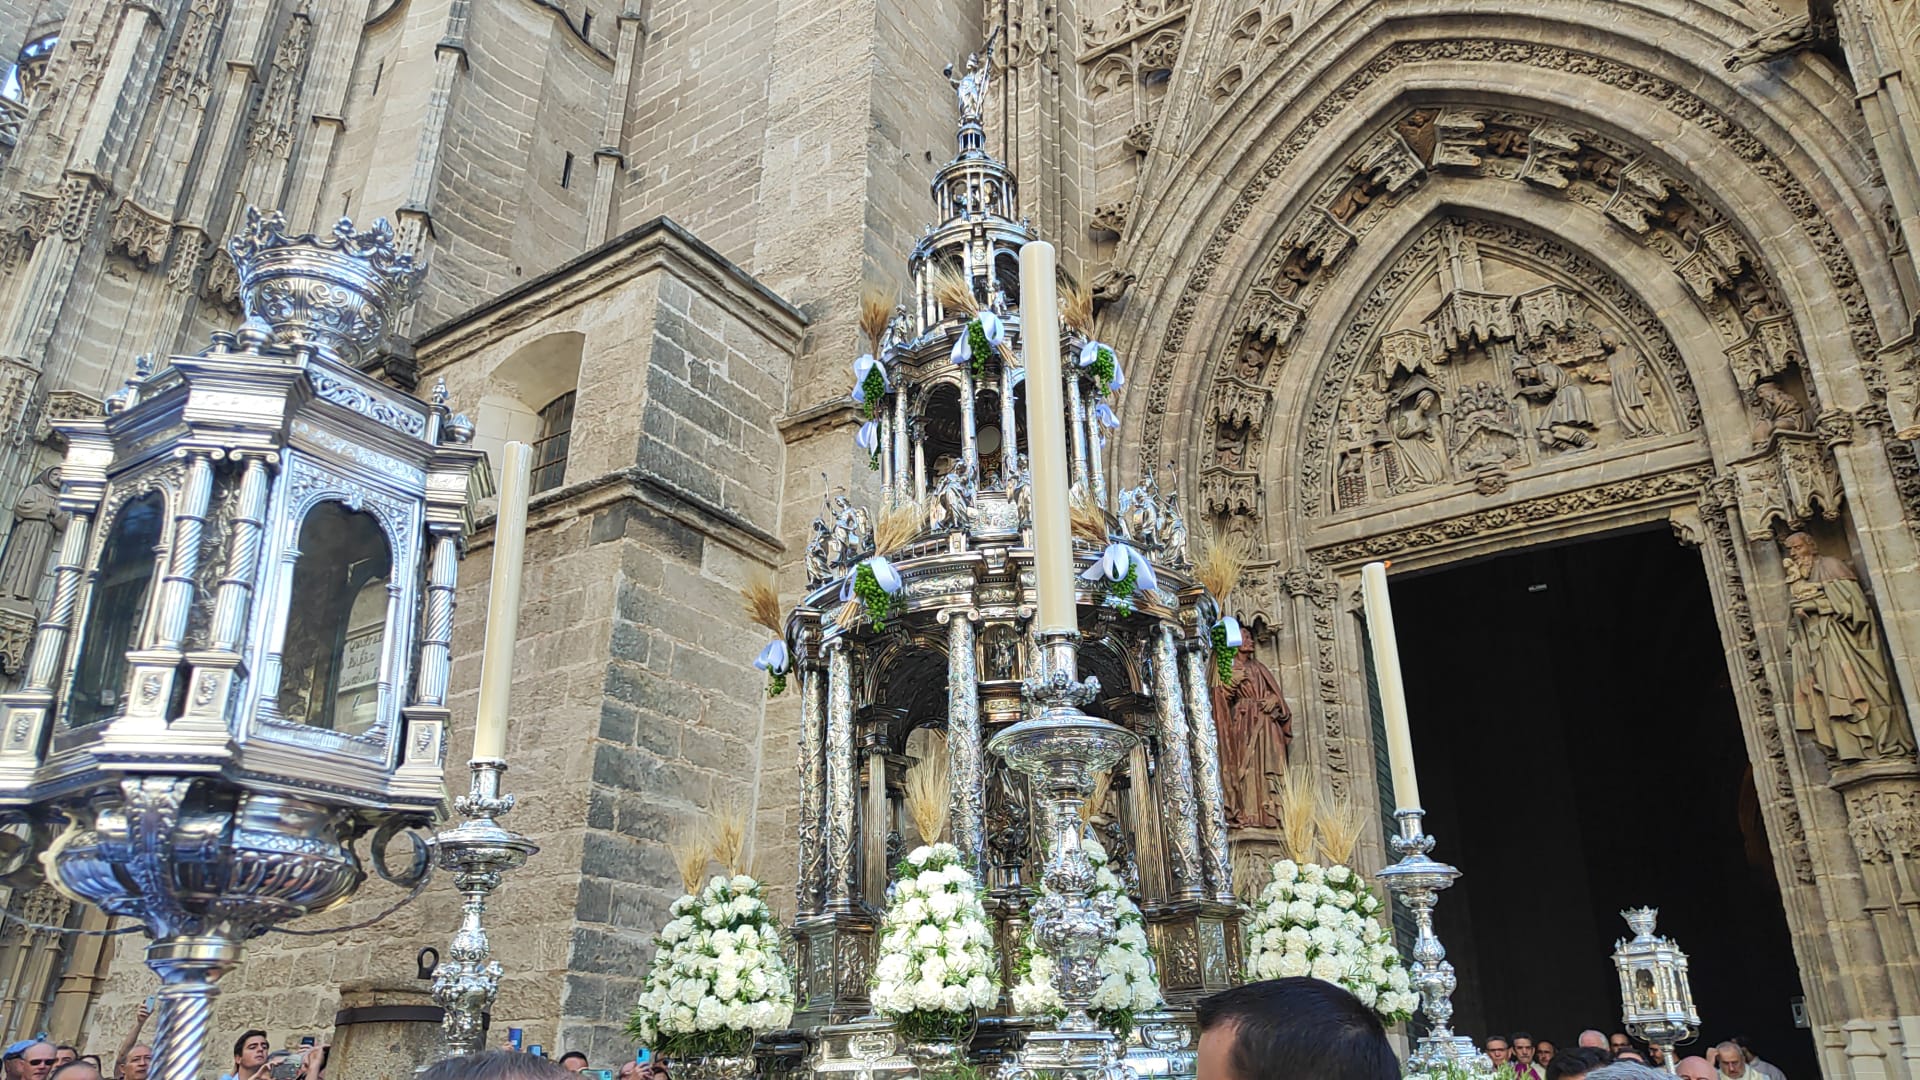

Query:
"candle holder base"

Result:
[[1000, 1030, 1135, 1080], [1408, 1035, 1491, 1074]]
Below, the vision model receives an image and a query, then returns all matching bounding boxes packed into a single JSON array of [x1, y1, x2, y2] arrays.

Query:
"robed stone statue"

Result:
[[1784, 532, 1914, 762], [1213, 640, 1293, 829], [0, 468, 65, 603]]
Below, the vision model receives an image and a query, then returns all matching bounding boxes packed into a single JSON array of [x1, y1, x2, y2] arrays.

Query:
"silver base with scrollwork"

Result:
[[1376, 809, 1490, 1074], [430, 759, 538, 1061]]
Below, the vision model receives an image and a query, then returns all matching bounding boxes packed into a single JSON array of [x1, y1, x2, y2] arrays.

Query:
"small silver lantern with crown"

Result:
[[1613, 907, 1701, 1074], [0, 208, 489, 1080]]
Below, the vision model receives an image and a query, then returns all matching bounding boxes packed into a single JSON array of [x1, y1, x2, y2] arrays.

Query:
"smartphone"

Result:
[[637, 1049, 652, 1065], [507, 1028, 524, 1051], [529, 1045, 544, 1058], [143, 995, 156, 1012], [583, 1071, 615, 1080], [299, 1037, 315, 1049]]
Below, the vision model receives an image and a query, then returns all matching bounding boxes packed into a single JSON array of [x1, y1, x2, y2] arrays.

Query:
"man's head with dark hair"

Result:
[[418, 1050, 575, 1080], [1513, 1033, 1537, 1067], [232, 1030, 269, 1072], [559, 1052, 589, 1072], [1486, 1035, 1512, 1068], [1547, 1046, 1615, 1080], [1195, 978, 1396, 1080]]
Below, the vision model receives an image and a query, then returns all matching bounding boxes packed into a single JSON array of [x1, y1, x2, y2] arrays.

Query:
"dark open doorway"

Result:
[[1386, 527, 1816, 1077]]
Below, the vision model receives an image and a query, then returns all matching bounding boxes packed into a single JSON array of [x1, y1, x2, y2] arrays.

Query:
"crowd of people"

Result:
[[1483, 1029, 1790, 1080], [0, 979, 1793, 1080]]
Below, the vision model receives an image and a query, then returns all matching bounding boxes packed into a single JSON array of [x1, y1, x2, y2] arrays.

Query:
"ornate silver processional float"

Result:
[[1613, 908, 1700, 1074], [777, 48, 1239, 1080], [0, 210, 493, 1080]]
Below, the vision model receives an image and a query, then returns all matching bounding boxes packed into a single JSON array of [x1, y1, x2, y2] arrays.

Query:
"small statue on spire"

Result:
[[945, 27, 1001, 126]]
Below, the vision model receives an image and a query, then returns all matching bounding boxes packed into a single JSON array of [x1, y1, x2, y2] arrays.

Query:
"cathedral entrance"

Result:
[[1388, 527, 1817, 1077]]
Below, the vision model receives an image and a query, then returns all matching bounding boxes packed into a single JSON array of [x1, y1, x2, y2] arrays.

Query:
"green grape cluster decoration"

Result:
[[1211, 621, 1237, 685], [1107, 561, 1140, 616], [966, 319, 991, 379], [859, 368, 888, 419], [867, 450, 881, 471], [767, 671, 788, 697], [1089, 345, 1118, 395], [854, 562, 899, 631]]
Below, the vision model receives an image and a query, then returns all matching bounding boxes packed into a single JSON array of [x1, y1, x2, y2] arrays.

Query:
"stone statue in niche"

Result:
[[1235, 339, 1273, 382], [1385, 375, 1447, 490], [1596, 330, 1661, 438], [1512, 353, 1596, 451], [1449, 381, 1526, 471], [0, 468, 65, 603], [1749, 381, 1807, 448], [1784, 532, 1913, 762], [1214, 640, 1294, 829], [1214, 424, 1248, 470]]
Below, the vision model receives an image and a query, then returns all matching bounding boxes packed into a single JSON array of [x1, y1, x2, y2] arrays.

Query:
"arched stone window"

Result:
[[476, 331, 583, 493]]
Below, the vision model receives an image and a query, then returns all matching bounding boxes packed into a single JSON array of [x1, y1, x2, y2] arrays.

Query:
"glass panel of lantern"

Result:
[[68, 491, 166, 728], [277, 501, 392, 735]]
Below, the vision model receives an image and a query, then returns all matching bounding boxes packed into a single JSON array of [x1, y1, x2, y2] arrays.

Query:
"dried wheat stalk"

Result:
[[1068, 492, 1110, 545], [832, 598, 864, 631], [875, 501, 921, 553], [1276, 770, 1319, 864], [930, 266, 980, 318], [707, 802, 749, 876], [1193, 536, 1245, 605], [860, 287, 895, 355], [742, 574, 782, 634], [1060, 273, 1095, 337], [1315, 791, 1368, 869], [671, 828, 712, 894], [904, 741, 951, 845]]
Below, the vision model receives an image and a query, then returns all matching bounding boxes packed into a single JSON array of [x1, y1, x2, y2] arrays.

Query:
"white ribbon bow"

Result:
[[754, 640, 790, 674], [851, 354, 888, 402], [842, 556, 904, 603], [1079, 541, 1157, 593], [856, 420, 880, 453], [1077, 340, 1125, 392], [1214, 616, 1244, 649], [1092, 402, 1120, 429]]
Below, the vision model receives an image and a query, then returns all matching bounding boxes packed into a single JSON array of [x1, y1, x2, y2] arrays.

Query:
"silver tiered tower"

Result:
[[785, 51, 1238, 1080], [0, 210, 488, 1080]]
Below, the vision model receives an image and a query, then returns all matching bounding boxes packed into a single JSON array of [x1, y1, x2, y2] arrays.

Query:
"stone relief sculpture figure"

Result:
[[1598, 330, 1661, 438], [0, 468, 65, 603], [1750, 380, 1807, 448], [1513, 355, 1596, 451], [1213, 640, 1294, 829], [1386, 377, 1447, 489], [944, 27, 999, 125], [1449, 381, 1526, 471], [1784, 532, 1913, 762]]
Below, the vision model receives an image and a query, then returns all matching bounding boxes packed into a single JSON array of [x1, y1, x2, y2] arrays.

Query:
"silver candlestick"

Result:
[[989, 630, 1139, 1080], [431, 759, 538, 1059], [1375, 809, 1486, 1072]]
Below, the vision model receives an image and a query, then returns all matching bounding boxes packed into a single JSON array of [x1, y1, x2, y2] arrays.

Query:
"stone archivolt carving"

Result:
[[1305, 218, 1690, 515], [1140, 41, 1885, 504], [108, 200, 174, 267]]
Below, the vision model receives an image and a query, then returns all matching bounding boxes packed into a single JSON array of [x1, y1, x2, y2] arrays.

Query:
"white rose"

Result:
[[1277, 951, 1311, 978], [908, 846, 932, 867], [1272, 859, 1299, 883], [1310, 953, 1344, 981]]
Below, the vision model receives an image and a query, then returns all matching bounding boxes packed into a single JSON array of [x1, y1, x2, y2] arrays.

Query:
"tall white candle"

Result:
[[1020, 241, 1075, 635], [1360, 561, 1421, 812], [473, 440, 532, 761]]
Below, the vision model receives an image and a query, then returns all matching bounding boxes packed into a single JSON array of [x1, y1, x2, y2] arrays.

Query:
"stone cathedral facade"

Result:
[[3, 0, 1920, 1076]]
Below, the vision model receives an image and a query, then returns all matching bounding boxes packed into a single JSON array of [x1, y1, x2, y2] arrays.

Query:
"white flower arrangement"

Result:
[[871, 842, 999, 1042], [628, 874, 796, 1057], [1010, 839, 1162, 1037], [1244, 859, 1418, 1023]]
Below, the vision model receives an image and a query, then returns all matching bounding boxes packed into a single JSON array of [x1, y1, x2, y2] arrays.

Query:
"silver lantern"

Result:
[[0, 208, 488, 1080], [1612, 908, 1700, 1073]]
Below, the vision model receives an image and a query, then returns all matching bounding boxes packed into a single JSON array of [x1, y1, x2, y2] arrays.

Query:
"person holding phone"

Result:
[[220, 1031, 272, 1080], [113, 999, 153, 1080]]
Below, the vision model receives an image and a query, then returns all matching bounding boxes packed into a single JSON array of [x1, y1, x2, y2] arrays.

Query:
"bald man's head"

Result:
[[1676, 1057, 1715, 1080], [1579, 1032, 1608, 1049]]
